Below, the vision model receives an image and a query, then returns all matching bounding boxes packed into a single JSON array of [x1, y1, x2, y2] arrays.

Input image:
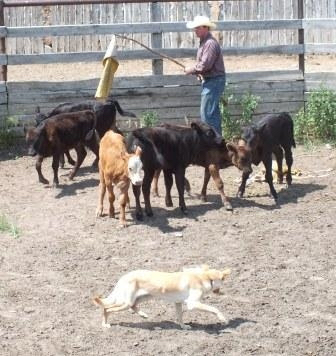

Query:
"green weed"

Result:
[[140, 111, 159, 128], [221, 89, 260, 140], [0, 213, 20, 238], [295, 87, 336, 144], [0, 116, 19, 149]]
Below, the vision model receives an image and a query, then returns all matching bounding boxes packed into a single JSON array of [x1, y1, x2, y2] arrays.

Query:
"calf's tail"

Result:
[[108, 99, 137, 118]]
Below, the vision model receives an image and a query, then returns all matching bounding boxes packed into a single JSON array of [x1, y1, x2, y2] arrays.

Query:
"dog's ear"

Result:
[[221, 268, 231, 280]]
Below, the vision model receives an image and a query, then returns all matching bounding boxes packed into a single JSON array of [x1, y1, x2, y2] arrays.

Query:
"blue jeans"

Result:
[[200, 75, 226, 135]]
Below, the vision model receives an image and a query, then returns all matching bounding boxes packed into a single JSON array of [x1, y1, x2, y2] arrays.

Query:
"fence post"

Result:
[[150, 1, 163, 75], [0, 0, 7, 82], [298, 0, 305, 73]]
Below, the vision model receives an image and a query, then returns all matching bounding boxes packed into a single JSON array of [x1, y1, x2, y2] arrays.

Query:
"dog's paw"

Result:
[[102, 322, 111, 328], [138, 311, 148, 319], [180, 323, 192, 330], [218, 314, 228, 324]]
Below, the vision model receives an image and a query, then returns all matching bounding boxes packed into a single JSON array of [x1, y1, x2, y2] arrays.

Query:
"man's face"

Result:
[[194, 26, 209, 39]]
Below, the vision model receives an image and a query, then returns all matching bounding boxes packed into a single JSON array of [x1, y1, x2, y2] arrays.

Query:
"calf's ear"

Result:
[[135, 145, 142, 156], [226, 143, 237, 154], [190, 121, 201, 132]]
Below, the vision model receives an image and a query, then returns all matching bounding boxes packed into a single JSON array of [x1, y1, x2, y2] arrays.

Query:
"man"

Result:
[[185, 15, 226, 136]]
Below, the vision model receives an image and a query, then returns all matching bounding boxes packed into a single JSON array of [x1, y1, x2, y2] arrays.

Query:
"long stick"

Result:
[[114, 34, 186, 70]]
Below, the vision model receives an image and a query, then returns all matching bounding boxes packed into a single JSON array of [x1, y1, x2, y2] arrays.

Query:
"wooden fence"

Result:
[[3, 0, 336, 54], [0, 0, 335, 133]]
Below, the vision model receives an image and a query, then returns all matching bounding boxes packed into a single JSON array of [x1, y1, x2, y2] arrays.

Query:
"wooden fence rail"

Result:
[[0, 19, 336, 68], [0, 0, 335, 131]]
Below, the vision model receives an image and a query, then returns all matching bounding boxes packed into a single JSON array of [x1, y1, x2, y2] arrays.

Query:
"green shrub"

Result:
[[0, 213, 20, 238], [0, 117, 19, 149], [220, 89, 260, 140], [140, 111, 159, 128], [295, 87, 336, 144]]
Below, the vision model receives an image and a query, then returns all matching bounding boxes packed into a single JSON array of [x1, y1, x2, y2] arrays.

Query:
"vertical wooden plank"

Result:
[[298, 0, 305, 73], [151, 1, 163, 75], [0, 0, 7, 81]]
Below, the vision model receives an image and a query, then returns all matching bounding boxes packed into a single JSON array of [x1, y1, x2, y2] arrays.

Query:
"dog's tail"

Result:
[[92, 295, 123, 310]]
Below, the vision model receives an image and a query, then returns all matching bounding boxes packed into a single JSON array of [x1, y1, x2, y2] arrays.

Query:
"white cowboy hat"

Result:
[[186, 15, 217, 29]]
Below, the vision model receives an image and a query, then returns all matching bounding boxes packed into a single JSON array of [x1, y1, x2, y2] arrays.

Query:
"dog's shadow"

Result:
[[118, 317, 254, 334]]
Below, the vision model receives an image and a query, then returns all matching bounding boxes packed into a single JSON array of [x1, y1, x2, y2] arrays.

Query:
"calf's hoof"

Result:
[[39, 177, 49, 185], [236, 191, 244, 198], [136, 212, 143, 221], [224, 201, 233, 211], [180, 207, 188, 215], [145, 210, 153, 217], [96, 209, 103, 218], [165, 199, 173, 207], [199, 195, 206, 202]]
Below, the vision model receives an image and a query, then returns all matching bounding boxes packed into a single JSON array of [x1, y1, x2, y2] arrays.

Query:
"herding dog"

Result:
[[93, 265, 231, 329]]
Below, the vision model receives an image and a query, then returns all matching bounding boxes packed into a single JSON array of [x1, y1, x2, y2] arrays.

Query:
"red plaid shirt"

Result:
[[192, 33, 225, 78]]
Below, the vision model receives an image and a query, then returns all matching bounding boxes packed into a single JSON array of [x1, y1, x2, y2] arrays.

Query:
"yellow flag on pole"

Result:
[[95, 36, 119, 101]]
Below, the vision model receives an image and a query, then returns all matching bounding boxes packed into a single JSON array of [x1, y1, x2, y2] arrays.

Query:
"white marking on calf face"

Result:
[[128, 155, 143, 186]]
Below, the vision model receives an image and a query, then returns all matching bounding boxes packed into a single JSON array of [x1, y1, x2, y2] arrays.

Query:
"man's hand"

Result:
[[184, 66, 195, 75]]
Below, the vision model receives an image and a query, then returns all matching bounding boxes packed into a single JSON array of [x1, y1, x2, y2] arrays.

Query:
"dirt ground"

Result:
[[1, 55, 336, 355], [1, 142, 336, 356], [6, 54, 336, 82]]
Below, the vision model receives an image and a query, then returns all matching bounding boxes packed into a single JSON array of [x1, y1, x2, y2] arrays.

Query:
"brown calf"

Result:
[[96, 131, 143, 227], [151, 139, 252, 210], [25, 110, 99, 187]]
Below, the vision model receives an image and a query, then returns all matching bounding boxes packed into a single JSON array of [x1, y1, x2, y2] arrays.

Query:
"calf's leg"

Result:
[[200, 167, 211, 201], [132, 184, 143, 220], [263, 152, 278, 202], [283, 144, 293, 186], [174, 167, 187, 214], [106, 183, 115, 218], [237, 171, 250, 198], [208, 164, 232, 211], [273, 146, 284, 184], [65, 150, 76, 166], [69, 144, 86, 180], [142, 168, 155, 217], [119, 184, 130, 227], [35, 155, 49, 184], [152, 169, 161, 197], [96, 168, 106, 217], [163, 170, 174, 207], [52, 152, 61, 187]]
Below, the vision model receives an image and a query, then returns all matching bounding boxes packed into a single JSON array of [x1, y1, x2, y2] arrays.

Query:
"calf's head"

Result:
[[227, 140, 253, 175], [34, 106, 48, 126], [24, 126, 40, 156], [242, 125, 261, 150], [190, 121, 224, 146], [128, 146, 143, 186]]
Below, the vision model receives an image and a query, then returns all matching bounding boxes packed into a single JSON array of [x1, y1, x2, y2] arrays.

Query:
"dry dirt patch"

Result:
[[0, 144, 336, 355], [7, 54, 336, 82]]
